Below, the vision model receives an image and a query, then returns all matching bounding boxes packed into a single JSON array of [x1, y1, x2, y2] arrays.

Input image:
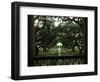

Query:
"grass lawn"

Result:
[[38, 47, 80, 56]]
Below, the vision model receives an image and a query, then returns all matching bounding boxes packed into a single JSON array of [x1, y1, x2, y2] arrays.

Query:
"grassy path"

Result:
[[38, 47, 80, 56]]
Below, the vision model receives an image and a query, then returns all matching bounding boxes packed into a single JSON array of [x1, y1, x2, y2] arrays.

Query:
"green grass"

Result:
[[38, 47, 80, 56]]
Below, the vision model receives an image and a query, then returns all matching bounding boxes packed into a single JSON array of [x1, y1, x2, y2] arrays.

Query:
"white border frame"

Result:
[[20, 6, 95, 76]]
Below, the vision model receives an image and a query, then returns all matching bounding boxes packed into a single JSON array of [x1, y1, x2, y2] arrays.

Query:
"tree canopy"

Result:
[[29, 15, 87, 56]]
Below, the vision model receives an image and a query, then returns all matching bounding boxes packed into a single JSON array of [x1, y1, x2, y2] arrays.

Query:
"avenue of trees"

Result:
[[28, 15, 88, 66], [28, 15, 87, 57]]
